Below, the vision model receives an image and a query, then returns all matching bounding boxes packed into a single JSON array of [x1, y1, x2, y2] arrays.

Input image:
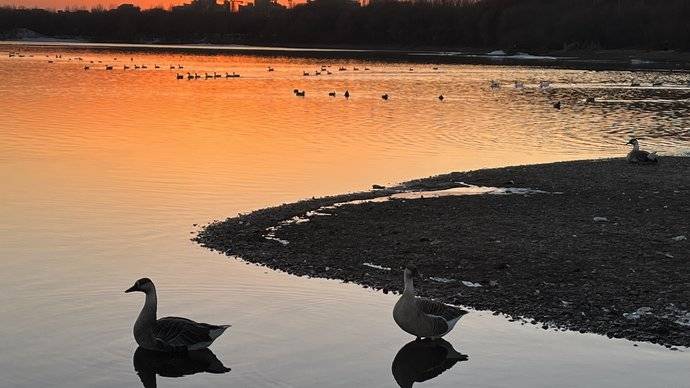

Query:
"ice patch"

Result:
[[363, 262, 391, 271]]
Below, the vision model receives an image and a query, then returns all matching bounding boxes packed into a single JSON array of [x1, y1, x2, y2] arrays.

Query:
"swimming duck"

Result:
[[382, 93, 389, 100], [295, 90, 306, 97], [438, 95, 444, 101], [328, 91, 336, 97], [393, 264, 468, 339], [344, 90, 350, 98], [125, 278, 230, 352], [626, 138, 658, 164]]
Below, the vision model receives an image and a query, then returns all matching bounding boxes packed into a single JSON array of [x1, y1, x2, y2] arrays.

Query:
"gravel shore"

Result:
[[195, 157, 690, 348]]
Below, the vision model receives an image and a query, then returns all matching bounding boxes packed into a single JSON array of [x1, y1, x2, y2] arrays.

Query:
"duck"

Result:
[[438, 95, 444, 101], [295, 90, 306, 97], [344, 90, 350, 98], [328, 91, 336, 97], [393, 264, 468, 339], [382, 93, 389, 100], [125, 278, 230, 352], [391, 339, 467, 388], [626, 138, 658, 164], [553, 101, 561, 109], [176, 73, 184, 80]]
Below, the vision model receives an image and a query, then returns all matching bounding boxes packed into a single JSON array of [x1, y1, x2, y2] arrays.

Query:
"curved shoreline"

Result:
[[195, 158, 690, 348]]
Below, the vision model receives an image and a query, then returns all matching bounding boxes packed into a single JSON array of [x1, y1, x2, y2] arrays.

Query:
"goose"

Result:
[[344, 90, 350, 99], [84, 66, 90, 70], [553, 101, 561, 109], [155, 65, 160, 69], [365, 67, 370, 71], [392, 339, 467, 388], [214, 72, 222, 78], [326, 71, 332, 75], [328, 91, 336, 97], [303, 71, 309, 76], [432, 67, 438, 70], [134, 347, 230, 388], [295, 90, 306, 97], [187, 73, 194, 80], [268, 67, 274, 72], [382, 93, 389, 100], [170, 65, 176, 70], [124, 65, 130, 70], [142, 65, 148, 69], [176, 73, 184, 80], [353, 67, 360, 71], [178, 65, 184, 69], [438, 95, 444, 101], [339, 67, 346, 71], [393, 264, 468, 339], [105, 65, 113, 70], [626, 138, 658, 164], [125, 278, 230, 352]]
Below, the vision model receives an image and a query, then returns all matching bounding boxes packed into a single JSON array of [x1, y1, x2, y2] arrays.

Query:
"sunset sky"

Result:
[[1, 0, 191, 9]]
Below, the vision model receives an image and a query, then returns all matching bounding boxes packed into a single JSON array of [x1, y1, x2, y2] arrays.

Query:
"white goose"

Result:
[[626, 138, 658, 164], [125, 278, 230, 352], [393, 264, 468, 339]]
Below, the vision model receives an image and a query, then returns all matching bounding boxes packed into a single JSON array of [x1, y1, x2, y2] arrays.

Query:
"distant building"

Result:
[[172, 0, 232, 12]]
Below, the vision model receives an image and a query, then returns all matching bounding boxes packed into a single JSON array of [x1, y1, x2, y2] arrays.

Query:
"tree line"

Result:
[[1, 0, 689, 51]]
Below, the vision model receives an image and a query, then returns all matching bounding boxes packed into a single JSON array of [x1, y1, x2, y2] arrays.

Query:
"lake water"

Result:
[[1, 42, 689, 388]]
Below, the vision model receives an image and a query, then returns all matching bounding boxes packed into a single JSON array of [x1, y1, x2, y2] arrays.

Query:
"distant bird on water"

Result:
[[382, 93, 389, 100], [626, 138, 658, 164], [125, 278, 230, 352], [328, 91, 336, 97], [490, 80, 500, 89], [393, 264, 468, 339], [553, 101, 561, 109], [438, 95, 444, 101], [344, 90, 350, 99], [295, 90, 305, 97]]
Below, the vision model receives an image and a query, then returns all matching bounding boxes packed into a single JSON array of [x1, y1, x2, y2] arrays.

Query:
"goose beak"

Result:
[[125, 285, 138, 293]]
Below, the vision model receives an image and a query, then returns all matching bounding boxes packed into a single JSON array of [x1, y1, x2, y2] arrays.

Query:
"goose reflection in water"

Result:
[[133, 347, 231, 388], [392, 339, 468, 388]]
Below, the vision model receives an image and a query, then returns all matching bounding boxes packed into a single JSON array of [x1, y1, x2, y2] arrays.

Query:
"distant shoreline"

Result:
[[195, 158, 690, 348], [4, 39, 690, 71]]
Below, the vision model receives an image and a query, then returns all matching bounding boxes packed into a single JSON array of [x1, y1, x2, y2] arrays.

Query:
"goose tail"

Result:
[[648, 151, 658, 162], [209, 325, 231, 340]]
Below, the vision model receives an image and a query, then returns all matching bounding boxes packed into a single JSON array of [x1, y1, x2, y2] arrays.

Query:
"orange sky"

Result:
[[0, 0, 202, 10]]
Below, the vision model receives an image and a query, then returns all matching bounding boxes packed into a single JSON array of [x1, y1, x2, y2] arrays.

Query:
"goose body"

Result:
[[126, 278, 230, 352], [626, 138, 658, 164], [393, 265, 468, 339]]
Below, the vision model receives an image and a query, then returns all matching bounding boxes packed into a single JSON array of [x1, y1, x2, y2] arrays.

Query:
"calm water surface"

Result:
[[1, 43, 689, 388]]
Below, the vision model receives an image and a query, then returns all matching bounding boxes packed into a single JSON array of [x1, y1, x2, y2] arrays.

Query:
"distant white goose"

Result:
[[626, 138, 658, 164], [125, 278, 230, 352], [393, 264, 468, 339]]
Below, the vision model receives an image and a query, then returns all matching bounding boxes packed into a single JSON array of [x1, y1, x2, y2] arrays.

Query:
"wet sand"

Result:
[[195, 157, 689, 347]]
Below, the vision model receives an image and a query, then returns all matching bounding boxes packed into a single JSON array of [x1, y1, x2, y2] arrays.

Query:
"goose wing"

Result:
[[153, 317, 219, 349], [415, 298, 468, 322]]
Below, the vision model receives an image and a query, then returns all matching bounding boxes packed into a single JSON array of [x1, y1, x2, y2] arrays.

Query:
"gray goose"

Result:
[[125, 278, 230, 352], [393, 264, 468, 339], [626, 138, 658, 164]]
